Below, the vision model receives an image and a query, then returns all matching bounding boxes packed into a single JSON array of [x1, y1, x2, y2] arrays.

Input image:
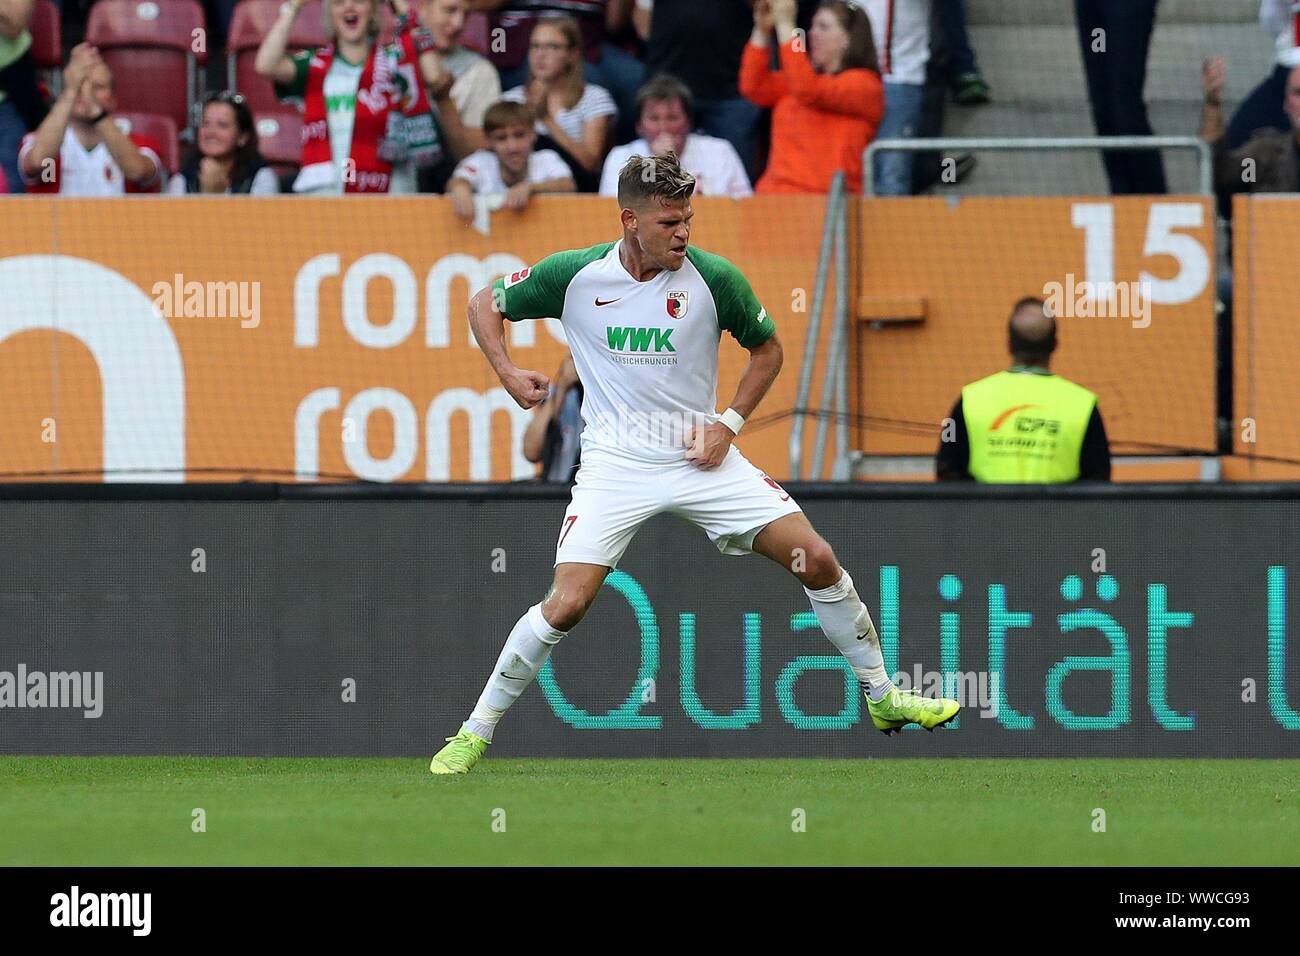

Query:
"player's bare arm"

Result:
[[467, 286, 549, 409], [686, 332, 784, 470]]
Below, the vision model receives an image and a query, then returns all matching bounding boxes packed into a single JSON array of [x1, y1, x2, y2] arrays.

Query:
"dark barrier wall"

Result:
[[1, 486, 1298, 757]]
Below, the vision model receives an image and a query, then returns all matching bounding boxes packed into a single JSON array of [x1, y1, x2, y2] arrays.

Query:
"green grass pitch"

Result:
[[3, 757, 1298, 866]]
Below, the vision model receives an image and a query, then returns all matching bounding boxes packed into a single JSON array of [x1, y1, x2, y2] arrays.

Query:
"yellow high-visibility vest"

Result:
[[961, 368, 1098, 483]]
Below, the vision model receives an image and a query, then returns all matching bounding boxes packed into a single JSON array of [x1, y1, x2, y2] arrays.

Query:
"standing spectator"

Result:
[[522, 353, 584, 483], [168, 92, 280, 194], [1199, 56, 1300, 434], [406, 0, 502, 153], [740, 0, 883, 194], [862, 0, 932, 195], [1074, 0, 1166, 195], [1225, 1, 1300, 149], [19, 44, 163, 194], [448, 100, 574, 220], [635, 0, 761, 180], [1, 0, 45, 194], [501, 15, 615, 189], [474, 0, 642, 137], [936, 298, 1111, 483], [599, 74, 750, 197], [935, 0, 989, 105], [256, 0, 448, 194]]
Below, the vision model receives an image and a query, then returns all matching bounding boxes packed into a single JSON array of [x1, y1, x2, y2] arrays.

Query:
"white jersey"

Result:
[[493, 240, 775, 463], [451, 147, 573, 193]]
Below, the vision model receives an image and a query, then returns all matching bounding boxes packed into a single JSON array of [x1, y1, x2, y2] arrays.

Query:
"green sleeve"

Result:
[[490, 243, 614, 322], [690, 249, 776, 348], [274, 50, 313, 102]]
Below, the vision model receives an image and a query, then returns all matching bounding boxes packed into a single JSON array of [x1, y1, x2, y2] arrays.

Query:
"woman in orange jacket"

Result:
[[740, 0, 884, 194]]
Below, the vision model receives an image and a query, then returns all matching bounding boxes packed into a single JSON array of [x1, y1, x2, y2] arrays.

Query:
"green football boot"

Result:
[[867, 687, 960, 735], [429, 726, 490, 774]]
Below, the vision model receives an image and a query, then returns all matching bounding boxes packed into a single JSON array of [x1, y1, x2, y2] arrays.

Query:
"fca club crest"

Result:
[[666, 291, 689, 319]]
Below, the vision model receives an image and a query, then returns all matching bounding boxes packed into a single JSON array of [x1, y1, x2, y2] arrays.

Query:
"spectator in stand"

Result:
[[634, 0, 761, 181], [1225, 1, 1300, 149], [599, 73, 750, 197], [448, 100, 574, 220], [862, 0, 932, 195], [256, 0, 458, 194], [1199, 56, 1300, 434], [473, 1, 642, 138], [19, 44, 163, 194], [936, 298, 1111, 483], [501, 15, 615, 190], [168, 92, 280, 195], [935, 0, 989, 105], [1202, 57, 1300, 197], [522, 353, 583, 483], [1, 0, 43, 195], [1074, 0, 1166, 195], [740, 0, 883, 194], [405, 0, 502, 154]]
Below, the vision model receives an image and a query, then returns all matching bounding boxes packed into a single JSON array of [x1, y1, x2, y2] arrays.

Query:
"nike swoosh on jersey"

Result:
[[595, 297, 621, 306]]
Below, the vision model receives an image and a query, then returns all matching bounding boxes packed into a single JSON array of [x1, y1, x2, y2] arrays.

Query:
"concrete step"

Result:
[[964, 24, 1275, 107], [968, 0, 1260, 28]]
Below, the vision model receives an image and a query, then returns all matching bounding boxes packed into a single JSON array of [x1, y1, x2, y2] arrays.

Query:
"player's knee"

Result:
[[798, 539, 841, 588], [541, 591, 593, 632]]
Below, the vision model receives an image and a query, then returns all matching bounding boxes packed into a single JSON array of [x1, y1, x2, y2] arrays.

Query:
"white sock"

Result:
[[804, 570, 894, 702], [465, 603, 567, 742]]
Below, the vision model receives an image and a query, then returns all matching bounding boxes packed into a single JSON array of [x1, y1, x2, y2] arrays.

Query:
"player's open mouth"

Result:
[[342, 13, 360, 27]]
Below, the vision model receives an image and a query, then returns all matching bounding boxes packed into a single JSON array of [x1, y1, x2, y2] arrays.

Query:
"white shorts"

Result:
[[554, 444, 804, 569]]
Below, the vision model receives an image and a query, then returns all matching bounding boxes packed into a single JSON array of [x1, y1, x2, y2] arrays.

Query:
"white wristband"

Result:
[[719, 407, 745, 435]]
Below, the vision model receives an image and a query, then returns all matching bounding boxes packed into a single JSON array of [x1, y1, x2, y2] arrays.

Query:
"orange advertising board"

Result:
[[854, 196, 1218, 457], [0, 196, 838, 482], [1231, 195, 1300, 481]]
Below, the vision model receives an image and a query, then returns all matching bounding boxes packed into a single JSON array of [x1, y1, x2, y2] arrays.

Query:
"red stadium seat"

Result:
[[29, 0, 61, 69], [85, 0, 208, 132], [115, 112, 180, 176], [461, 11, 489, 56], [253, 108, 302, 176], [227, 0, 328, 113]]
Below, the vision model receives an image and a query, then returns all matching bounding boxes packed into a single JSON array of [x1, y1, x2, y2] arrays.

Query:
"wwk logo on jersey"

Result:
[[503, 267, 531, 288], [606, 326, 675, 353], [667, 291, 689, 319]]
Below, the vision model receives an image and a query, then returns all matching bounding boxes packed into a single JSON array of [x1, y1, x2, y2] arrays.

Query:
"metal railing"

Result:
[[864, 135, 1215, 196]]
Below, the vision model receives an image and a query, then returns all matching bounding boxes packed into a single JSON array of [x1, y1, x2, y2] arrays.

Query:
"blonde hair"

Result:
[[617, 151, 696, 210], [322, 0, 381, 42], [529, 16, 584, 112]]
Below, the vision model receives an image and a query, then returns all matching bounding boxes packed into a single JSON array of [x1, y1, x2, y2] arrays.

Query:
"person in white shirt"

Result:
[[411, 0, 502, 150], [861, 0, 931, 196], [1224, 1, 1300, 149], [18, 43, 162, 195], [448, 99, 575, 220], [500, 15, 615, 187], [599, 73, 751, 197]]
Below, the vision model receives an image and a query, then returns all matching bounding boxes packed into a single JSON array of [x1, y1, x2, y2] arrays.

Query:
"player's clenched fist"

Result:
[[502, 367, 550, 409]]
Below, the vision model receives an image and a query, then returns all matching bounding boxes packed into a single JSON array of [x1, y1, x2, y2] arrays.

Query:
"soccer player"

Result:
[[430, 151, 959, 774]]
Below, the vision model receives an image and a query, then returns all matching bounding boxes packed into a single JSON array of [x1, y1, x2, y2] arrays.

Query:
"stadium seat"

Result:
[[227, 0, 327, 113], [85, 0, 208, 133], [253, 108, 302, 177], [28, 0, 61, 68], [461, 11, 489, 56], [114, 112, 181, 177]]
